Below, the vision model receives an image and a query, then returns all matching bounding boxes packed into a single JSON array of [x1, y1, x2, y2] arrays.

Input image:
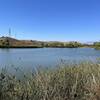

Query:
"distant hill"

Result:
[[0, 37, 44, 48], [0, 36, 92, 48], [0, 36, 18, 41]]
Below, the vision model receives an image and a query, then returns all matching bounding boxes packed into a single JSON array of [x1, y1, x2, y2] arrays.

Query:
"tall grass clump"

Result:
[[0, 62, 100, 100]]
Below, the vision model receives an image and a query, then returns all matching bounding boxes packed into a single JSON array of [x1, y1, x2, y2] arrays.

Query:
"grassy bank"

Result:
[[0, 62, 100, 100], [95, 47, 100, 50]]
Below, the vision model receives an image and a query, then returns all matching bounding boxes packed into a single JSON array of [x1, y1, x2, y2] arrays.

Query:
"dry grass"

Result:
[[0, 62, 100, 100]]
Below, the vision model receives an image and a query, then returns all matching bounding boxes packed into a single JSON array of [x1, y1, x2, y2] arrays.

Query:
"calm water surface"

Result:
[[0, 48, 100, 72]]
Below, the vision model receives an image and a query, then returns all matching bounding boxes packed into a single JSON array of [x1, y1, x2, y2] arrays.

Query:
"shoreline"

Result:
[[0, 44, 95, 49]]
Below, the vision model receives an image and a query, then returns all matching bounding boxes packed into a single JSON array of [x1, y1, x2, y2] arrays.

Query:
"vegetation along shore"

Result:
[[0, 62, 100, 100], [0, 36, 98, 48]]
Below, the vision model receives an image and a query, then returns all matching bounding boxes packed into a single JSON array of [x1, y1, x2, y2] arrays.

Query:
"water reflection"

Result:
[[0, 48, 100, 71]]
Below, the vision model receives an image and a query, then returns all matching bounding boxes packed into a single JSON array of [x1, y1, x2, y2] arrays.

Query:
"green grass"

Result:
[[0, 62, 100, 100]]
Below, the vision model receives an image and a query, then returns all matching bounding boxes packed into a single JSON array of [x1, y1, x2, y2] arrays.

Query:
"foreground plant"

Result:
[[0, 62, 100, 100]]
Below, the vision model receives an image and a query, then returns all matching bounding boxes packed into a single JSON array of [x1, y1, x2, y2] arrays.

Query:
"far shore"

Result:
[[0, 46, 94, 49], [0, 36, 100, 49]]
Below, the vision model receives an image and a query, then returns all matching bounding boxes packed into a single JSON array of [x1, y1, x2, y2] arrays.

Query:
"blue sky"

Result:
[[0, 0, 100, 42]]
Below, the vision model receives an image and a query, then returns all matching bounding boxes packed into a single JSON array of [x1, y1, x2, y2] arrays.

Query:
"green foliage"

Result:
[[47, 42, 64, 47], [64, 41, 82, 48], [44, 41, 82, 48], [94, 42, 100, 47], [93, 42, 100, 50]]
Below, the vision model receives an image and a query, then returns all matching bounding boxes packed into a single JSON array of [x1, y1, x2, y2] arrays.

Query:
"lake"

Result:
[[0, 48, 100, 73]]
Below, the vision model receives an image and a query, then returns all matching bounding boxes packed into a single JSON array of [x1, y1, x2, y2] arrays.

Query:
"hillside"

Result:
[[0, 36, 90, 48], [0, 37, 44, 48]]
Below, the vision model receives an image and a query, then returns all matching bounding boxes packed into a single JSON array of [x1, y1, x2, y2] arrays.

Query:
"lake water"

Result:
[[0, 48, 100, 73]]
